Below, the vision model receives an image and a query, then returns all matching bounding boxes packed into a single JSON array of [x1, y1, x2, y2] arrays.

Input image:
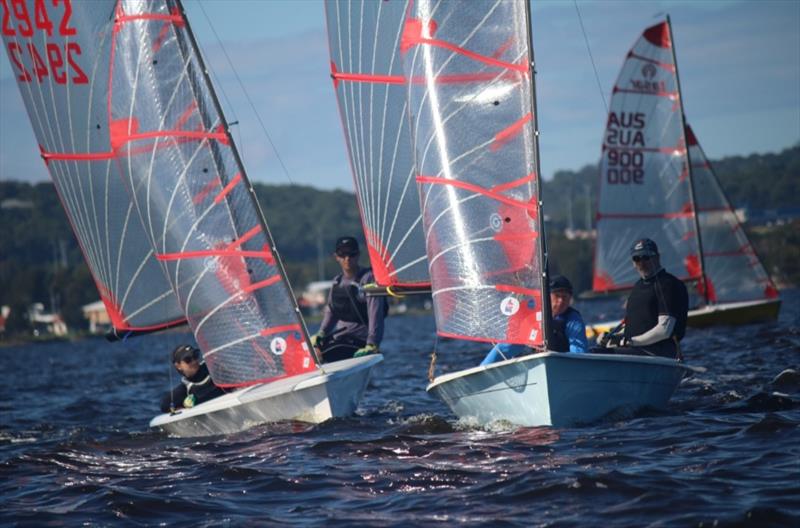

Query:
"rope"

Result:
[[573, 1, 609, 115], [195, 0, 295, 184]]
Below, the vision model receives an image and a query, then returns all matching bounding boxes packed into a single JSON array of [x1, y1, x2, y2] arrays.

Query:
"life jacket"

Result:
[[182, 363, 223, 404], [328, 268, 371, 324], [549, 307, 579, 353]]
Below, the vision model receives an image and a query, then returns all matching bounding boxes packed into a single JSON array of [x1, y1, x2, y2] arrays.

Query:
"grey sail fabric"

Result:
[[108, 0, 317, 387], [593, 20, 701, 293], [401, 0, 545, 346], [325, 0, 429, 288], [1, 0, 185, 333], [688, 125, 779, 304]]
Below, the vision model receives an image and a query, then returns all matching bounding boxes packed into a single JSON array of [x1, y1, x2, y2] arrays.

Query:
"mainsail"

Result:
[[107, 0, 317, 387], [593, 18, 778, 306], [324, 0, 430, 289], [593, 19, 701, 293], [2, 0, 185, 333], [401, 0, 546, 346], [688, 125, 779, 303]]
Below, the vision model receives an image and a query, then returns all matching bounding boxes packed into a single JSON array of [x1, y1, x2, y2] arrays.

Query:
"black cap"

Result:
[[335, 236, 360, 257], [172, 344, 199, 363], [630, 238, 659, 258], [549, 275, 573, 293]]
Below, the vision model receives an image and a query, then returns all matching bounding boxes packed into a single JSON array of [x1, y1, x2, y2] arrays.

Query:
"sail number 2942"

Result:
[[2, 0, 88, 85]]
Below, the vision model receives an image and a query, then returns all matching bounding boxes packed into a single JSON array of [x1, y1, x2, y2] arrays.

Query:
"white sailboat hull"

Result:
[[427, 352, 691, 427], [150, 355, 382, 437]]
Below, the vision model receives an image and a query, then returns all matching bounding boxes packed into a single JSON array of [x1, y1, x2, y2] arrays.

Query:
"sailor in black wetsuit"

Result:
[[311, 236, 387, 363], [600, 238, 688, 358], [159, 344, 226, 413]]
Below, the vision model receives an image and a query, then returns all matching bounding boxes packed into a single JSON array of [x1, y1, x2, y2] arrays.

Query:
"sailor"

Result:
[[597, 238, 689, 358], [311, 236, 387, 363], [159, 344, 226, 413], [480, 275, 588, 365]]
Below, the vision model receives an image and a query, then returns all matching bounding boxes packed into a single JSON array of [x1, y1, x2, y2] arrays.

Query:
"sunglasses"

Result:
[[178, 356, 198, 364], [632, 255, 652, 263], [336, 251, 359, 258]]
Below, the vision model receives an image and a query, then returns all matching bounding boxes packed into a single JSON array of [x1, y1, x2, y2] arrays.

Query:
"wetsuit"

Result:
[[160, 362, 226, 413], [480, 307, 588, 365], [318, 267, 387, 362], [617, 268, 688, 358]]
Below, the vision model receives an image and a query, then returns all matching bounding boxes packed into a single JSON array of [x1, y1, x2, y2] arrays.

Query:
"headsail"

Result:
[[1, 0, 185, 333], [593, 20, 702, 293], [401, 0, 545, 346], [105, 0, 316, 387], [688, 125, 779, 303], [324, 0, 430, 289]]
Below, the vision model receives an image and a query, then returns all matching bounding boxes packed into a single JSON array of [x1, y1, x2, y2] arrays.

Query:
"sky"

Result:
[[1, 0, 798, 191]]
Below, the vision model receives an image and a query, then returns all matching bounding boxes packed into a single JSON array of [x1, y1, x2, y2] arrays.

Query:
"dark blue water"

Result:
[[1, 291, 799, 527]]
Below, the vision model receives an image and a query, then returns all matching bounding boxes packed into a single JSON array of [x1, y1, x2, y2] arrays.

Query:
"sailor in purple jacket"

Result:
[[312, 237, 387, 363]]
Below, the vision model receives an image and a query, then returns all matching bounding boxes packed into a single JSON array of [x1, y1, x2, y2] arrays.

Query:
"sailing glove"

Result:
[[354, 343, 378, 357], [310, 332, 325, 348]]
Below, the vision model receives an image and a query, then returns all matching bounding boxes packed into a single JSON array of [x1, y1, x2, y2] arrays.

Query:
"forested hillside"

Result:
[[1, 144, 797, 335]]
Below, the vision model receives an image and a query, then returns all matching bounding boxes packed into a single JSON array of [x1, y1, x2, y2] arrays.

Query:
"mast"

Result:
[[173, 0, 320, 362], [666, 15, 709, 305], [524, 1, 550, 351]]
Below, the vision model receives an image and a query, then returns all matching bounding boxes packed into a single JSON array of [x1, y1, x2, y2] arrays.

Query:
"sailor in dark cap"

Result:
[[159, 344, 226, 413], [481, 274, 588, 365], [311, 236, 387, 363], [599, 238, 689, 358]]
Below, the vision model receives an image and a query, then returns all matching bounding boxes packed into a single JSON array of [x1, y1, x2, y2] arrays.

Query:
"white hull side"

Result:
[[427, 352, 689, 427], [150, 355, 382, 437]]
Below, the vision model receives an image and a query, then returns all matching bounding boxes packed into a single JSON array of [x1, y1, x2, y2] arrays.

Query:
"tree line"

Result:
[[1, 144, 797, 336]]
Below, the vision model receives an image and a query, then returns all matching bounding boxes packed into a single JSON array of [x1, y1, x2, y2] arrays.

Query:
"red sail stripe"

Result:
[[155, 249, 272, 261], [192, 177, 222, 205], [495, 284, 541, 298], [226, 225, 263, 250], [116, 13, 184, 26], [241, 275, 281, 295], [214, 173, 242, 204], [174, 101, 199, 130], [119, 129, 228, 147], [411, 37, 529, 73], [331, 71, 523, 85], [260, 324, 303, 337], [416, 175, 536, 212], [491, 113, 533, 151], [627, 51, 676, 71], [40, 149, 116, 162], [332, 71, 405, 85], [612, 87, 679, 98], [490, 172, 536, 193]]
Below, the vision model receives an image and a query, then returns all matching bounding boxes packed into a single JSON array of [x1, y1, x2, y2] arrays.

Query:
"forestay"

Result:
[[108, 0, 316, 387], [688, 125, 779, 304], [593, 21, 701, 292], [1, 0, 185, 333], [325, 0, 429, 288], [401, 0, 545, 346]]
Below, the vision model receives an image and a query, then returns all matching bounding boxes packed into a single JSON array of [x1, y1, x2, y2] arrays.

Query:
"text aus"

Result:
[[605, 112, 645, 185]]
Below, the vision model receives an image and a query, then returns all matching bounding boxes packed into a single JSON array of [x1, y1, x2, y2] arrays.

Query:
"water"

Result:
[[1, 292, 799, 527]]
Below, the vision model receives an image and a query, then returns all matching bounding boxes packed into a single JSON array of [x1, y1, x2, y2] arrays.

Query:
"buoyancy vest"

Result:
[[182, 363, 223, 404], [328, 268, 371, 324], [549, 307, 578, 352]]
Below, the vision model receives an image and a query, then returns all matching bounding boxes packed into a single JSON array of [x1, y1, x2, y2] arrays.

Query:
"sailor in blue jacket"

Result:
[[481, 275, 588, 365]]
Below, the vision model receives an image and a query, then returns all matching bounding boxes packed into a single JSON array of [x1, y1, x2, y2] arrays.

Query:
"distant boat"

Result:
[[397, 0, 693, 427], [590, 17, 780, 334], [3, 0, 380, 437]]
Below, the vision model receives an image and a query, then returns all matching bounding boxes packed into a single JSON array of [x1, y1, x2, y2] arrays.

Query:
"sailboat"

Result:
[[3, 0, 381, 437], [590, 17, 780, 335], [395, 0, 693, 427]]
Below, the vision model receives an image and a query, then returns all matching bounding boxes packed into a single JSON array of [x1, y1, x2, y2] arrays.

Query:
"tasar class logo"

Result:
[[641, 63, 657, 79], [630, 62, 665, 93]]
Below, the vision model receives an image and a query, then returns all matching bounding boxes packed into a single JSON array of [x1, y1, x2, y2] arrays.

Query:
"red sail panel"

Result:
[[324, 0, 430, 288], [108, 0, 315, 386], [593, 19, 701, 293], [1, 0, 185, 332], [401, 0, 544, 346]]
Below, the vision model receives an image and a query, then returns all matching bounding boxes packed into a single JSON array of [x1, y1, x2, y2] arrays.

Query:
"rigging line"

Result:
[[573, 0, 609, 115], [195, 0, 294, 184]]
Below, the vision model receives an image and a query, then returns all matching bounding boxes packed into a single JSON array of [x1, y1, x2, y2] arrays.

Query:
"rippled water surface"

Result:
[[1, 291, 799, 526]]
